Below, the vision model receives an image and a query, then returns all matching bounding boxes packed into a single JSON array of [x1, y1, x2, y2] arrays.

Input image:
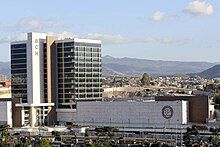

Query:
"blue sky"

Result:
[[0, 0, 220, 62]]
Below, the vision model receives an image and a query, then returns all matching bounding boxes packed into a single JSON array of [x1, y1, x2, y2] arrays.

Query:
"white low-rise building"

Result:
[[0, 99, 12, 127], [57, 100, 188, 128]]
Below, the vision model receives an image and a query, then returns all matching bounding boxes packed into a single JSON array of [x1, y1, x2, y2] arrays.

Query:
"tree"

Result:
[[0, 124, 10, 146], [39, 138, 51, 147], [195, 124, 208, 142], [19, 136, 31, 147], [0, 124, 10, 137], [52, 131, 61, 141], [140, 73, 150, 86], [183, 127, 193, 147], [214, 93, 220, 104], [209, 127, 220, 145], [93, 127, 118, 146], [51, 131, 61, 136]]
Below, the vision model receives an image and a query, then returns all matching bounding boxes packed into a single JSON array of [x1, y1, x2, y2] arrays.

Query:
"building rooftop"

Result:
[[55, 38, 101, 44]]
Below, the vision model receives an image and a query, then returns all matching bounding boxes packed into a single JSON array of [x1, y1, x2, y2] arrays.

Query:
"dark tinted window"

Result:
[[11, 64, 26, 69], [64, 42, 74, 47], [11, 69, 27, 74], [11, 54, 26, 59], [57, 43, 63, 47], [11, 44, 26, 49], [11, 49, 26, 54], [11, 59, 26, 64]]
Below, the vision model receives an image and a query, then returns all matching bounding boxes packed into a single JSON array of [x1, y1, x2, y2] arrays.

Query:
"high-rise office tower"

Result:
[[55, 39, 102, 110], [11, 33, 55, 127], [11, 32, 102, 127]]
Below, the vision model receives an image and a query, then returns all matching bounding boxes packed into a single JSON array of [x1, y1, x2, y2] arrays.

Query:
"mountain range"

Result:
[[193, 65, 220, 79], [102, 55, 219, 77], [1, 56, 220, 78]]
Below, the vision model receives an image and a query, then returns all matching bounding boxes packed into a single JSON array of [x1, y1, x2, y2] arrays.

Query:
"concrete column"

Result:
[[21, 107, 25, 126], [30, 107, 37, 127]]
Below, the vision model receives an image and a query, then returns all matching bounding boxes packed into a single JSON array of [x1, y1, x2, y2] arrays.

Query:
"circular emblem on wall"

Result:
[[162, 105, 173, 119]]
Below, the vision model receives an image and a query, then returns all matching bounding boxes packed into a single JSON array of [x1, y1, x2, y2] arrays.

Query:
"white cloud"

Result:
[[48, 32, 128, 44], [150, 11, 177, 21], [15, 17, 59, 31], [184, 0, 214, 16], [143, 36, 189, 44], [143, 37, 156, 43], [48, 31, 78, 39], [160, 37, 189, 44], [0, 33, 26, 43], [0, 31, 77, 44], [16, 17, 43, 31], [87, 33, 127, 44], [0, 31, 128, 45], [150, 11, 166, 21]]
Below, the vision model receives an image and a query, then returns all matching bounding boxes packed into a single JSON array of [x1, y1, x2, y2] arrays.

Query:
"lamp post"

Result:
[[175, 124, 177, 145], [122, 120, 125, 144], [180, 125, 182, 146]]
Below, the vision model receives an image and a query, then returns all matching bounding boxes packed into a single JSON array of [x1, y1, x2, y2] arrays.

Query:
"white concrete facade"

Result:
[[27, 32, 46, 104], [0, 101, 12, 127], [57, 100, 188, 128], [26, 32, 47, 127]]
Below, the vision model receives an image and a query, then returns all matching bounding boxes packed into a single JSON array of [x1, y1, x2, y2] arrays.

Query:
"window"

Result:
[[11, 64, 26, 69], [11, 54, 26, 59], [64, 47, 73, 52], [11, 44, 26, 49], [64, 42, 74, 47], [11, 59, 26, 64], [11, 69, 27, 74], [57, 43, 62, 47], [11, 49, 26, 54]]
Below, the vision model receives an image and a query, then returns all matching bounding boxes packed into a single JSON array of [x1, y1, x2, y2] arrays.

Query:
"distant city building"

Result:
[[11, 32, 102, 127], [0, 74, 10, 82], [0, 98, 12, 127]]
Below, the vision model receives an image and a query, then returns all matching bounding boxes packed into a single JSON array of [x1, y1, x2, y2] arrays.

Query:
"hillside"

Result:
[[194, 65, 220, 79], [0, 58, 218, 78], [102, 55, 217, 77], [102, 67, 127, 77]]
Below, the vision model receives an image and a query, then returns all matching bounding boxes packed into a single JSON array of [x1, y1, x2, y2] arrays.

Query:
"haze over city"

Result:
[[0, 0, 220, 62]]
